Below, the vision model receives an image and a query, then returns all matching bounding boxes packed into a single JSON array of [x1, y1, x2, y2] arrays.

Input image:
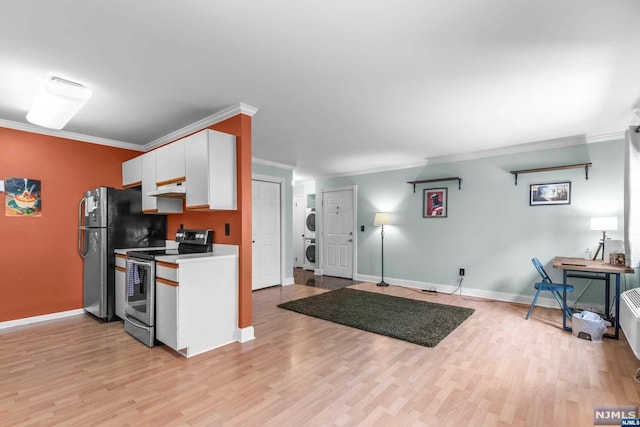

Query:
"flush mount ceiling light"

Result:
[[26, 76, 92, 130]]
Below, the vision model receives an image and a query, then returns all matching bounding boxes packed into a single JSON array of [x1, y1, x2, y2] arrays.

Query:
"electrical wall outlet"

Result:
[[459, 268, 465, 276]]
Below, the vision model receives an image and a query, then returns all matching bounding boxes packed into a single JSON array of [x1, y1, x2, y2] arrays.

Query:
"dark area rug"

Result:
[[277, 288, 475, 347]]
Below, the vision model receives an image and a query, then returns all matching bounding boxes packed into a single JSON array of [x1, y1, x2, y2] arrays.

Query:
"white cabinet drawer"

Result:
[[156, 261, 179, 282], [115, 254, 127, 269]]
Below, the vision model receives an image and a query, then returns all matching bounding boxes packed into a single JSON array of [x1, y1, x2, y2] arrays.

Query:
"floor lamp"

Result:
[[374, 212, 390, 286], [590, 216, 618, 260]]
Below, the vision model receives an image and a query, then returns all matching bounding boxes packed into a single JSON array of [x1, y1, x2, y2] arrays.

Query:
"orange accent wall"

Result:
[[167, 114, 253, 329], [2, 113, 253, 330], [0, 127, 141, 322]]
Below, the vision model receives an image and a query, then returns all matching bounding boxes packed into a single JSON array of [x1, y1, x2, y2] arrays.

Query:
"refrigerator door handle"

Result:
[[78, 198, 87, 258]]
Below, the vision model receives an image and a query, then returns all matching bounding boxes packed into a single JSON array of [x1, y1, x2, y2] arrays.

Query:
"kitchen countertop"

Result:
[[155, 252, 236, 263], [114, 244, 238, 264], [114, 247, 165, 256]]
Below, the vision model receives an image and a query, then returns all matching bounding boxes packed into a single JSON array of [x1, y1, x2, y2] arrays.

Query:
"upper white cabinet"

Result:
[[155, 139, 186, 186], [122, 156, 142, 188], [185, 129, 237, 211], [141, 151, 183, 214]]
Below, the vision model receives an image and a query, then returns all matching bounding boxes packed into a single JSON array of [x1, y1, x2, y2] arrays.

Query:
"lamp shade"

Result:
[[26, 76, 92, 130], [373, 212, 391, 226], [590, 216, 618, 231]]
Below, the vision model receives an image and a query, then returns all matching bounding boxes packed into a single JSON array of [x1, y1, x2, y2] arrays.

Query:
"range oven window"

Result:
[[125, 258, 155, 326]]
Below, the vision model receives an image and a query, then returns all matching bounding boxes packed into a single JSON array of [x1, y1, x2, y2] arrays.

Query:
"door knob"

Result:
[[348, 239, 353, 242]]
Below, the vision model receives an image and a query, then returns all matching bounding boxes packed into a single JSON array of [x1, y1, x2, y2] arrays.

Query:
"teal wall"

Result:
[[252, 162, 294, 281], [317, 139, 638, 306]]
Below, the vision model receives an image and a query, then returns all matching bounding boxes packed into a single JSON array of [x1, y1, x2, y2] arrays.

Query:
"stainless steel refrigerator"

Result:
[[78, 187, 167, 322]]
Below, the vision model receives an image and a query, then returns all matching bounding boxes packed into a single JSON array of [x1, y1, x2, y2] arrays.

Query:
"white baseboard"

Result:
[[314, 269, 321, 275], [355, 274, 576, 311], [237, 326, 255, 343], [0, 309, 85, 330], [282, 276, 294, 286]]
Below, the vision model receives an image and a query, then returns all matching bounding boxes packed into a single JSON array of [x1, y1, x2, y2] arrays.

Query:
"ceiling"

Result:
[[1, 1, 639, 180]]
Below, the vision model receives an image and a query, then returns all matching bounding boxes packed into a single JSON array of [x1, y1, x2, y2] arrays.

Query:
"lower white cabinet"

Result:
[[114, 254, 127, 320], [156, 280, 179, 350], [155, 255, 238, 358]]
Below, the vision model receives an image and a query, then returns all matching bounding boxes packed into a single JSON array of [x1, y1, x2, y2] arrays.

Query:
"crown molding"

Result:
[[0, 118, 141, 151], [145, 103, 259, 150], [586, 131, 625, 143], [313, 131, 627, 180], [424, 135, 590, 166], [252, 157, 296, 170], [315, 159, 430, 180], [423, 132, 626, 166], [0, 102, 259, 152]]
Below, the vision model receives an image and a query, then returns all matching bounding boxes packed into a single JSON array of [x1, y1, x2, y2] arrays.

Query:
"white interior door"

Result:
[[293, 195, 306, 268], [322, 188, 354, 278], [252, 180, 281, 290]]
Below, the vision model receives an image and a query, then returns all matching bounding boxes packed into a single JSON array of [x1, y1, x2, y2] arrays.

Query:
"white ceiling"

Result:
[[1, 1, 639, 179]]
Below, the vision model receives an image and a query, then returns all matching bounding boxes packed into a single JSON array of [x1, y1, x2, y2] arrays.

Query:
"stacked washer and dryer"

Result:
[[303, 208, 316, 271]]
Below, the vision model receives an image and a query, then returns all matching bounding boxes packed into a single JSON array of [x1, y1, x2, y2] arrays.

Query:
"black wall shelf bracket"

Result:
[[407, 177, 462, 193], [510, 163, 592, 186]]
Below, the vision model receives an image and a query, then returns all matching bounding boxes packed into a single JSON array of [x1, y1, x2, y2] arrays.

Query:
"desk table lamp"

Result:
[[374, 212, 391, 286], [590, 216, 618, 260]]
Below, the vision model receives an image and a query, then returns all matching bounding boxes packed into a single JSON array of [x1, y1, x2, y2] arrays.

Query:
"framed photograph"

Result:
[[529, 182, 571, 206], [423, 188, 447, 217]]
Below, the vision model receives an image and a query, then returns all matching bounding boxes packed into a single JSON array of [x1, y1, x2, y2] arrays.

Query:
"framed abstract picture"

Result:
[[529, 182, 571, 206], [5, 177, 42, 217], [423, 188, 447, 217]]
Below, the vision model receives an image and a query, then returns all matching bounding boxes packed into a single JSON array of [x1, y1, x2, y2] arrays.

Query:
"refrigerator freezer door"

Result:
[[83, 187, 108, 228], [83, 227, 108, 318]]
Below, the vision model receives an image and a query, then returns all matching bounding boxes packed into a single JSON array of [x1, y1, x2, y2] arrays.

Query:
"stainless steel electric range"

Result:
[[123, 229, 213, 346]]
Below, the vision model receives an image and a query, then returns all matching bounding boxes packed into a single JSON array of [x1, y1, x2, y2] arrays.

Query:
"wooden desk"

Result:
[[552, 256, 634, 339]]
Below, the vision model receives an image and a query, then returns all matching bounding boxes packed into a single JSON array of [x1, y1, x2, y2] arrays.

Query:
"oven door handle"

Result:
[[126, 258, 153, 269], [125, 314, 151, 331]]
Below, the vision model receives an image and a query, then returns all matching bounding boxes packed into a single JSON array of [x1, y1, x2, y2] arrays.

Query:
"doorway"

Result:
[[293, 194, 305, 268], [252, 178, 282, 290], [320, 186, 356, 279]]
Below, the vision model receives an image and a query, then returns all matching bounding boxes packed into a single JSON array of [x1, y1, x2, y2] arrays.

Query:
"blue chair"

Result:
[[526, 257, 574, 320]]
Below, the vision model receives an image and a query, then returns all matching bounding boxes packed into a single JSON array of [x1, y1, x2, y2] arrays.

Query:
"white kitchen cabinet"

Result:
[[155, 139, 186, 186], [122, 155, 142, 188], [185, 129, 236, 211], [156, 278, 179, 350], [141, 151, 183, 214], [114, 254, 127, 320], [155, 255, 238, 358]]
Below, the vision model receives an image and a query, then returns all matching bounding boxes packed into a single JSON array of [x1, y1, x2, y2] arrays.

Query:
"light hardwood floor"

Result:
[[2, 283, 639, 426]]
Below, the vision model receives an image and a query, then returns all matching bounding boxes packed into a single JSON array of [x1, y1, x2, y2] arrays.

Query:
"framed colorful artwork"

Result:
[[423, 188, 447, 218], [5, 177, 41, 217], [529, 182, 571, 206]]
